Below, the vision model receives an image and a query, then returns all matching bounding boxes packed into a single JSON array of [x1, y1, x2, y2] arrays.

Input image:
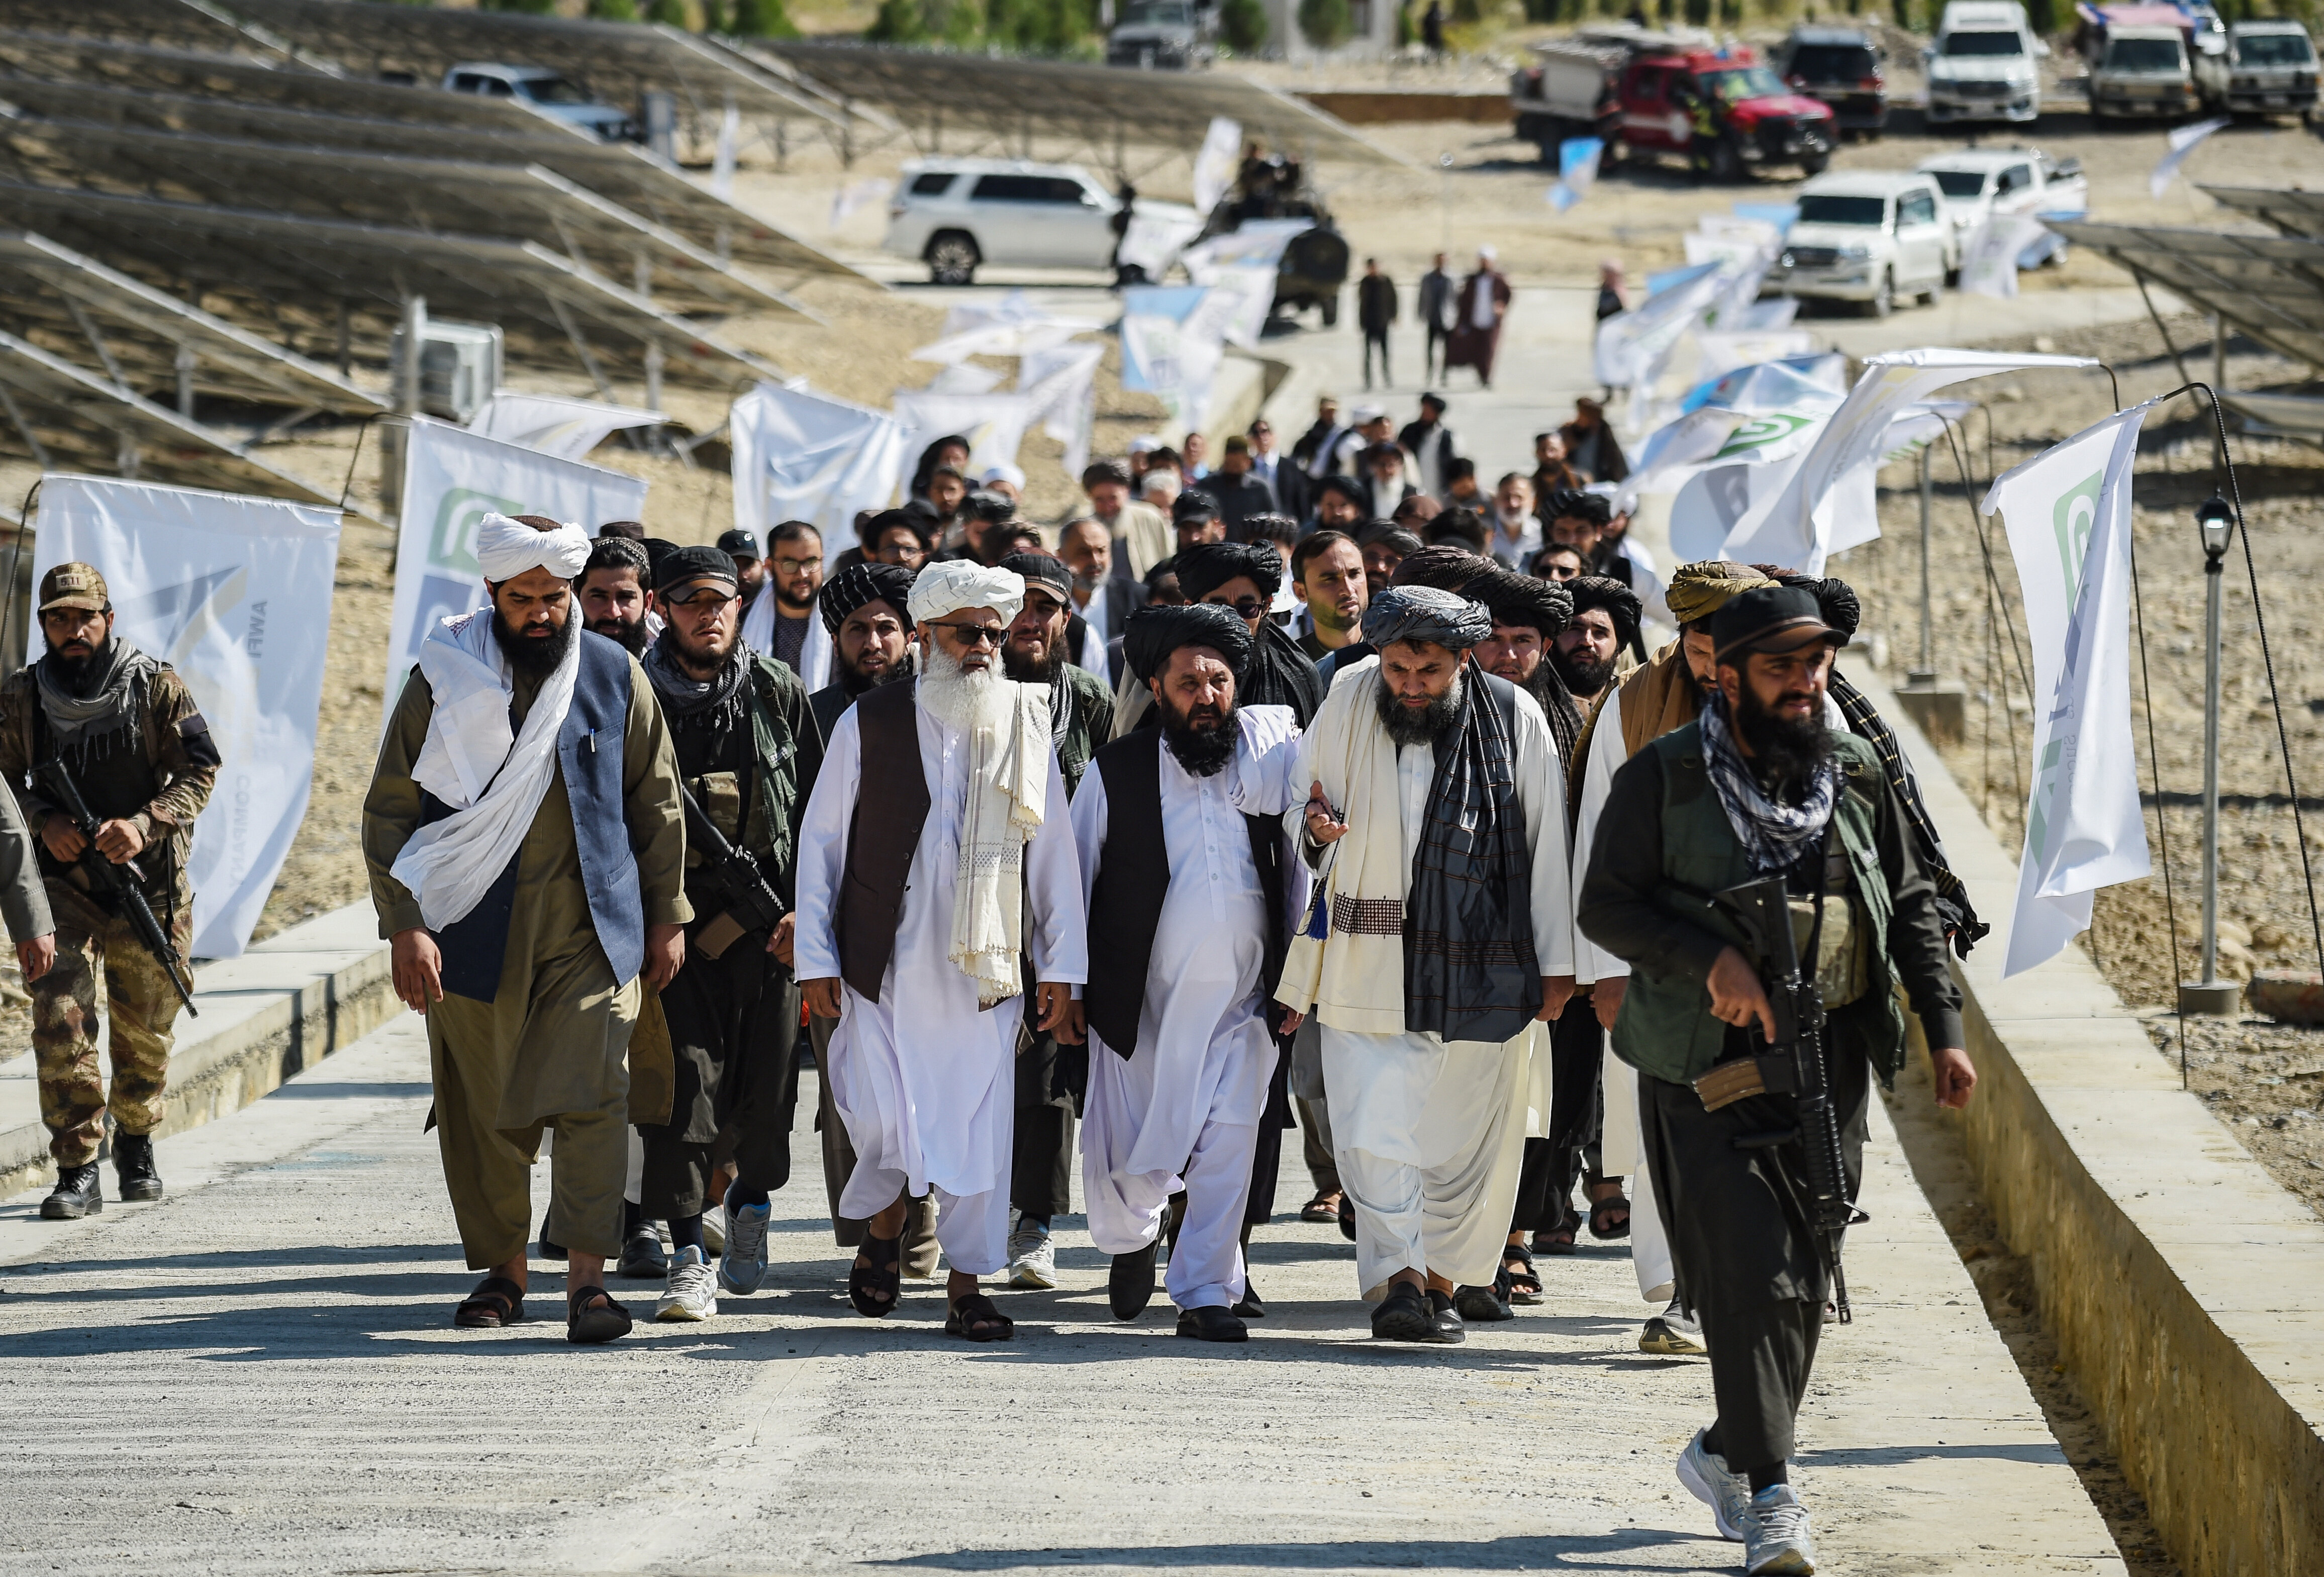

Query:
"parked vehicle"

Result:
[[1106, 0, 1213, 70], [2088, 14, 2202, 118], [1773, 24, 1888, 138], [1923, 2, 2045, 125], [1916, 147, 2086, 239], [1770, 170, 1953, 317], [1193, 153, 1349, 326], [441, 62, 633, 141], [884, 158, 1200, 284], [1508, 25, 1834, 178], [2196, 19, 2318, 120]]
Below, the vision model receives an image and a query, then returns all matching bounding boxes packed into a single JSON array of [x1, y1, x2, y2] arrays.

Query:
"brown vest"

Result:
[[838, 679, 932, 1001]]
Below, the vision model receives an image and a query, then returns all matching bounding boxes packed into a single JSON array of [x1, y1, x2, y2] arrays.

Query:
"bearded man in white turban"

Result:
[[364, 512, 690, 1346], [795, 559, 1087, 1343]]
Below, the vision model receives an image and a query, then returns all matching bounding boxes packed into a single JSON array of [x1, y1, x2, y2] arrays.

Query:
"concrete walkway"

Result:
[[0, 1009, 2120, 1576]]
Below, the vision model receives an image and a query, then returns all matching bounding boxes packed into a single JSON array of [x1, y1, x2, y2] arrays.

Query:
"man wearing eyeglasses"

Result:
[[794, 561, 1087, 1344], [629, 546, 825, 1323], [739, 521, 823, 676]]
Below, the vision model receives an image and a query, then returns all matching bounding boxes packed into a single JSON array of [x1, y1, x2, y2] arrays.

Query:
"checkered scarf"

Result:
[[1698, 689, 1836, 877]]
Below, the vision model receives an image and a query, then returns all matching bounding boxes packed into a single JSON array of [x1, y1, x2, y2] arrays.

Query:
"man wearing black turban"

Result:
[[1176, 542, 1323, 727], [809, 561, 917, 739], [1072, 603, 1307, 1342]]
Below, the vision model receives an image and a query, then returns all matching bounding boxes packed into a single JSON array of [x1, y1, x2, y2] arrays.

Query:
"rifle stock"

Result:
[[679, 783, 785, 961]]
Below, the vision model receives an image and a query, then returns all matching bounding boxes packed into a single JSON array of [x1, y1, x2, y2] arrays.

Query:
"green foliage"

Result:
[[480, 0, 559, 15], [867, 0, 1103, 50], [986, 0, 1095, 52], [586, 0, 640, 17], [646, 0, 690, 20], [1299, 0, 1352, 48], [730, 0, 801, 34], [2024, 0, 2055, 32], [1221, 0, 1270, 50]]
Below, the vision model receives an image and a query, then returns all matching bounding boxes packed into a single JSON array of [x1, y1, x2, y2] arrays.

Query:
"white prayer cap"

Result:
[[1349, 402, 1387, 423], [1128, 435, 1160, 454], [476, 511, 591, 583], [982, 462, 1026, 489], [1478, 243, 1499, 261], [906, 559, 1024, 627]]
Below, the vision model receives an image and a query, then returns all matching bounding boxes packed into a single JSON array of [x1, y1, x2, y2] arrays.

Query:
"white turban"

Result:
[[475, 511, 591, 583], [907, 560, 1024, 627]]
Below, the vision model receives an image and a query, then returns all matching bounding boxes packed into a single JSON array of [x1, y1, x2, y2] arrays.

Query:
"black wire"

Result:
[[2126, 526, 2189, 1086], [338, 415, 375, 515], [1942, 417, 2031, 817]]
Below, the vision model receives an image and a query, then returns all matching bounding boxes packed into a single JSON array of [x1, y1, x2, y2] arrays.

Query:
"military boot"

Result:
[[115, 1132, 164, 1203], [40, 1162, 103, 1219]]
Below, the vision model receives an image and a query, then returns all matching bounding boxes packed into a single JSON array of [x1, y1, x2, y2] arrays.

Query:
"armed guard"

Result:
[[1578, 585, 1976, 1575], [3, 563, 219, 1219], [632, 544, 824, 1322]]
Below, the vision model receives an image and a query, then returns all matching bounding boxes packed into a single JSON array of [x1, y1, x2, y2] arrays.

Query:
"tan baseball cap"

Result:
[[37, 562, 108, 614]]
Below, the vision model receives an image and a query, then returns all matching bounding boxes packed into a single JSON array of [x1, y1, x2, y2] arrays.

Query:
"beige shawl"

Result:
[[949, 678, 1052, 1007]]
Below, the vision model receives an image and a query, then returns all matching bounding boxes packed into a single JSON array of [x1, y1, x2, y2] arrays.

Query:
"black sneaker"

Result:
[[1425, 1287, 1468, 1344], [1108, 1242, 1158, 1321], [1452, 1282, 1511, 1322], [616, 1223, 667, 1280], [40, 1162, 103, 1220], [114, 1132, 164, 1203], [1370, 1281, 1434, 1342]]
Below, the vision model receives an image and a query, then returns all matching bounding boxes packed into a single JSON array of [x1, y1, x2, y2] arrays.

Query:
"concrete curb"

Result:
[[1859, 665, 2324, 1576], [0, 903, 397, 1200]]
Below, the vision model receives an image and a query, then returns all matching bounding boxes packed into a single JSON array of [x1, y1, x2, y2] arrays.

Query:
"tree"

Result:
[[646, 0, 690, 21], [480, 0, 559, 15], [730, 0, 801, 35], [1221, 0, 1269, 51], [1298, 0, 1352, 49], [585, 0, 639, 17]]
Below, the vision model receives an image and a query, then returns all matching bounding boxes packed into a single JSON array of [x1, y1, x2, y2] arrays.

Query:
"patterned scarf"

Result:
[[1405, 663, 1541, 1044], [1698, 689, 1836, 877]]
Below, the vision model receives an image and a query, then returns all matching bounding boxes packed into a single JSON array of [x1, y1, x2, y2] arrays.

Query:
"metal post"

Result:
[[2212, 311, 2226, 393], [398, 294, 427, 416], [1912, 443, 1934, 683], [2182, 502, 2240, 1015], [174, 344, 196, 419]]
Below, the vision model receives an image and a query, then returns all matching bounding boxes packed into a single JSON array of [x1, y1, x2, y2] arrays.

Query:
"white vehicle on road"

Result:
[[1924, 2, 2046, 125], [441, 62, 633, 141], [1916, 147, 2087, 262], [1771, 170, 1953, 316], [884, 158, 1200, 285], [2198, 19, 2319, 119]]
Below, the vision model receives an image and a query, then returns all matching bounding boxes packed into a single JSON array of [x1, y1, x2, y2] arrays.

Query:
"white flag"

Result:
[[1981, 399, 2159, 976], [1022, 340, 1104, 479], [1192, 116, 1242, 217], [32, 474, 342, 958], [890, 388, 1035, 482], [386, 418, 647, 724], [1958, 213, 2050, 300], [728, 380, 909, 568], [1594, 263, 1726, 391], [2149, 116, 2230, 200], [465, 391, 665, 461], [1722, 347, 2097, 573]]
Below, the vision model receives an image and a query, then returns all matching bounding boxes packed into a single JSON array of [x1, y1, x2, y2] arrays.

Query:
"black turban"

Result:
[[1565, 573, 1643, 645], [1753, 565, 1861, 642], [818, 559, 917, 637], [1175, 541, 1283, 602], [1362, 585, 1492, 650], [1544, 487, 1611, 528], [1472, 567, 1572, 638], [1390, 544, 1491, 594], [998, 550, 1072, 603], [1123, 603, 1252, 683]]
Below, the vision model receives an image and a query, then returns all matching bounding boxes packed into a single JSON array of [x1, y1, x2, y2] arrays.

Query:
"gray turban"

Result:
[[1361, 584, 1492, 651]]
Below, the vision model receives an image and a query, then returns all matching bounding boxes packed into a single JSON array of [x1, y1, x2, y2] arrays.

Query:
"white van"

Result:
[[883, 158, 1200, 284], [1924, 2, 2046, 125], [1771, 171, 1953, 316]]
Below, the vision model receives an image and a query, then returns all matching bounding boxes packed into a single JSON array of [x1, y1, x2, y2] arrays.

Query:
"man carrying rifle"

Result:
[[1578, 586, 1975, 1576], [635, 544, 822, 1321], [2, 563, 216, 1220]]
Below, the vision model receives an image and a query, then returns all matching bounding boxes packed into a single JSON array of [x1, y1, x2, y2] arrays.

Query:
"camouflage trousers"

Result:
[[34, 879, 193, 1166]]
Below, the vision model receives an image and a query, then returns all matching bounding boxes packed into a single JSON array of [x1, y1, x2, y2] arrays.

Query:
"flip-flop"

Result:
[[453, 1274, 525, 1329], [849, 1230, 903, 1319], [945, 1291, 1014, 1343], [565, 1285, 632, 1345]]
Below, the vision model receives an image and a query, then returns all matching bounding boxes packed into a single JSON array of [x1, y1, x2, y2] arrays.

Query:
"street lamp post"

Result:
[[2180, 494, 2242, 1016], [1910, 442, 1935, 685]]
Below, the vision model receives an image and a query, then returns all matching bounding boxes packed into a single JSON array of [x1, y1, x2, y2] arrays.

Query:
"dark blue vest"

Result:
[[428, 631, 644, 1001]]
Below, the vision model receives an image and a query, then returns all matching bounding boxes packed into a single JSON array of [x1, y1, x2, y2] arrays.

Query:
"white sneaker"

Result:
[[1639, 1297, 1707, 1356], [719, 1200, 771, 1296], [700, 1205, 726, 1255], [1744, 1484, 1817, 1575], [1007, 1217, 1056, 1290], [655, 1245, 718, 1322], [1676, 1429, 1752, 1542]]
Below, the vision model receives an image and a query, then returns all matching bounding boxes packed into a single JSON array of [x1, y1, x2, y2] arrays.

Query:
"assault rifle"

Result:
[[38, 753, 197, 1017], [1697, 871, 1853, 1322], [680, 782, 785, 961]]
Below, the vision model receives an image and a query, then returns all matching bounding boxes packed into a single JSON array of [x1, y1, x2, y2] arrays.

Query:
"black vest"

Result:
[[1083, 730, 1288, 1058]]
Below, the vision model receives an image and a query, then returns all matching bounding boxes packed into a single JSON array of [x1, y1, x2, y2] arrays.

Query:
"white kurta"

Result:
[[1070, 708, 1304, 1311], [1292, 678, 1572, 1296], [793, 692, 1088, 1276]]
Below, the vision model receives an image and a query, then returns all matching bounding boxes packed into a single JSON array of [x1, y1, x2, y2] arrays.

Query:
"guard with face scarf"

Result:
[[1073, 604, 1306, 1342], [630, 545, 824, 1323]]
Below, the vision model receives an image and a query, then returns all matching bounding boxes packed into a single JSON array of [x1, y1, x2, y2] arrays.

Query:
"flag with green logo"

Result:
[[1980, 398, 2159, 977]]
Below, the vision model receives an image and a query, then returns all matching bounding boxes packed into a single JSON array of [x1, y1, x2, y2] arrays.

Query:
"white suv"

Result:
[[1924, 2, 2045, 125], [1771, 171, 1953, 316], [884, 159, 1196, 284]]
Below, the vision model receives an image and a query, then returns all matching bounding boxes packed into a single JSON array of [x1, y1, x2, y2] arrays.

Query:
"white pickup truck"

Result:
[[2198, 19, 2319, 120], [1916, 148, 2086, 270]]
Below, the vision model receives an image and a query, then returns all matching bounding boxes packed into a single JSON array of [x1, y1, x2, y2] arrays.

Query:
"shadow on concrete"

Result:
[[863, 1530, 1730, 1570], [1797, 1440, 2068, 1466]]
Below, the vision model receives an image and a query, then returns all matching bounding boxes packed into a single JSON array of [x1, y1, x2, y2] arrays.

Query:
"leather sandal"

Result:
[[945, 1291, 1014, 1342], [1299, 1192, 1340, 1223], [1501, 1245, 1543, 1304], [849, 1230, 903, 1318], [453, 1275, 525, 1329], [1587, 1183, 1632, 1241], [565, 1285, 632, 1345]]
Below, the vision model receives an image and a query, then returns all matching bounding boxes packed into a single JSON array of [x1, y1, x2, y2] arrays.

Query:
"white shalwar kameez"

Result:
[[1298, 683, 1574, 1298], [1070, 707, 1304, 1312], [793, 699, 1087, 1277]]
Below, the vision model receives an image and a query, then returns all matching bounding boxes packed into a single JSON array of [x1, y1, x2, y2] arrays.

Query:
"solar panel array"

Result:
[[2046, 214, 2324, 371]]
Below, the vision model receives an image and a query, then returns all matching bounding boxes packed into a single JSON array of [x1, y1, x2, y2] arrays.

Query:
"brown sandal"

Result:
[[453, 1274, 525, 1328], [945, 1291, 1014, 1343]]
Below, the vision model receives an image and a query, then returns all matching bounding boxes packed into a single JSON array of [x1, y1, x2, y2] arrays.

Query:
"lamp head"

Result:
[[2195, 495, 2235, 562]]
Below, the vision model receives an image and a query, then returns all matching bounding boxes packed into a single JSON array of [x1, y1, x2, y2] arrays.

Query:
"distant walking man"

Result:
[[364, 513, 689, 1345], [1445, 247, 1512, 390], [1417, 253, 1457, 382], [1358, 258, 1399, 391], [3, 563, 196, 1220]]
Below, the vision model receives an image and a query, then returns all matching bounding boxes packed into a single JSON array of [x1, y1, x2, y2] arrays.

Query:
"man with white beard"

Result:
[[1072, 605, 1304, 1343], [793, 560, 1087, 1343], [1279, 585, 1575, 1344]]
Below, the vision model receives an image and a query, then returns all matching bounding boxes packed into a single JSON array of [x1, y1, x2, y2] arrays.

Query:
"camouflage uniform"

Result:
[[0, 640, 217, 1167]]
